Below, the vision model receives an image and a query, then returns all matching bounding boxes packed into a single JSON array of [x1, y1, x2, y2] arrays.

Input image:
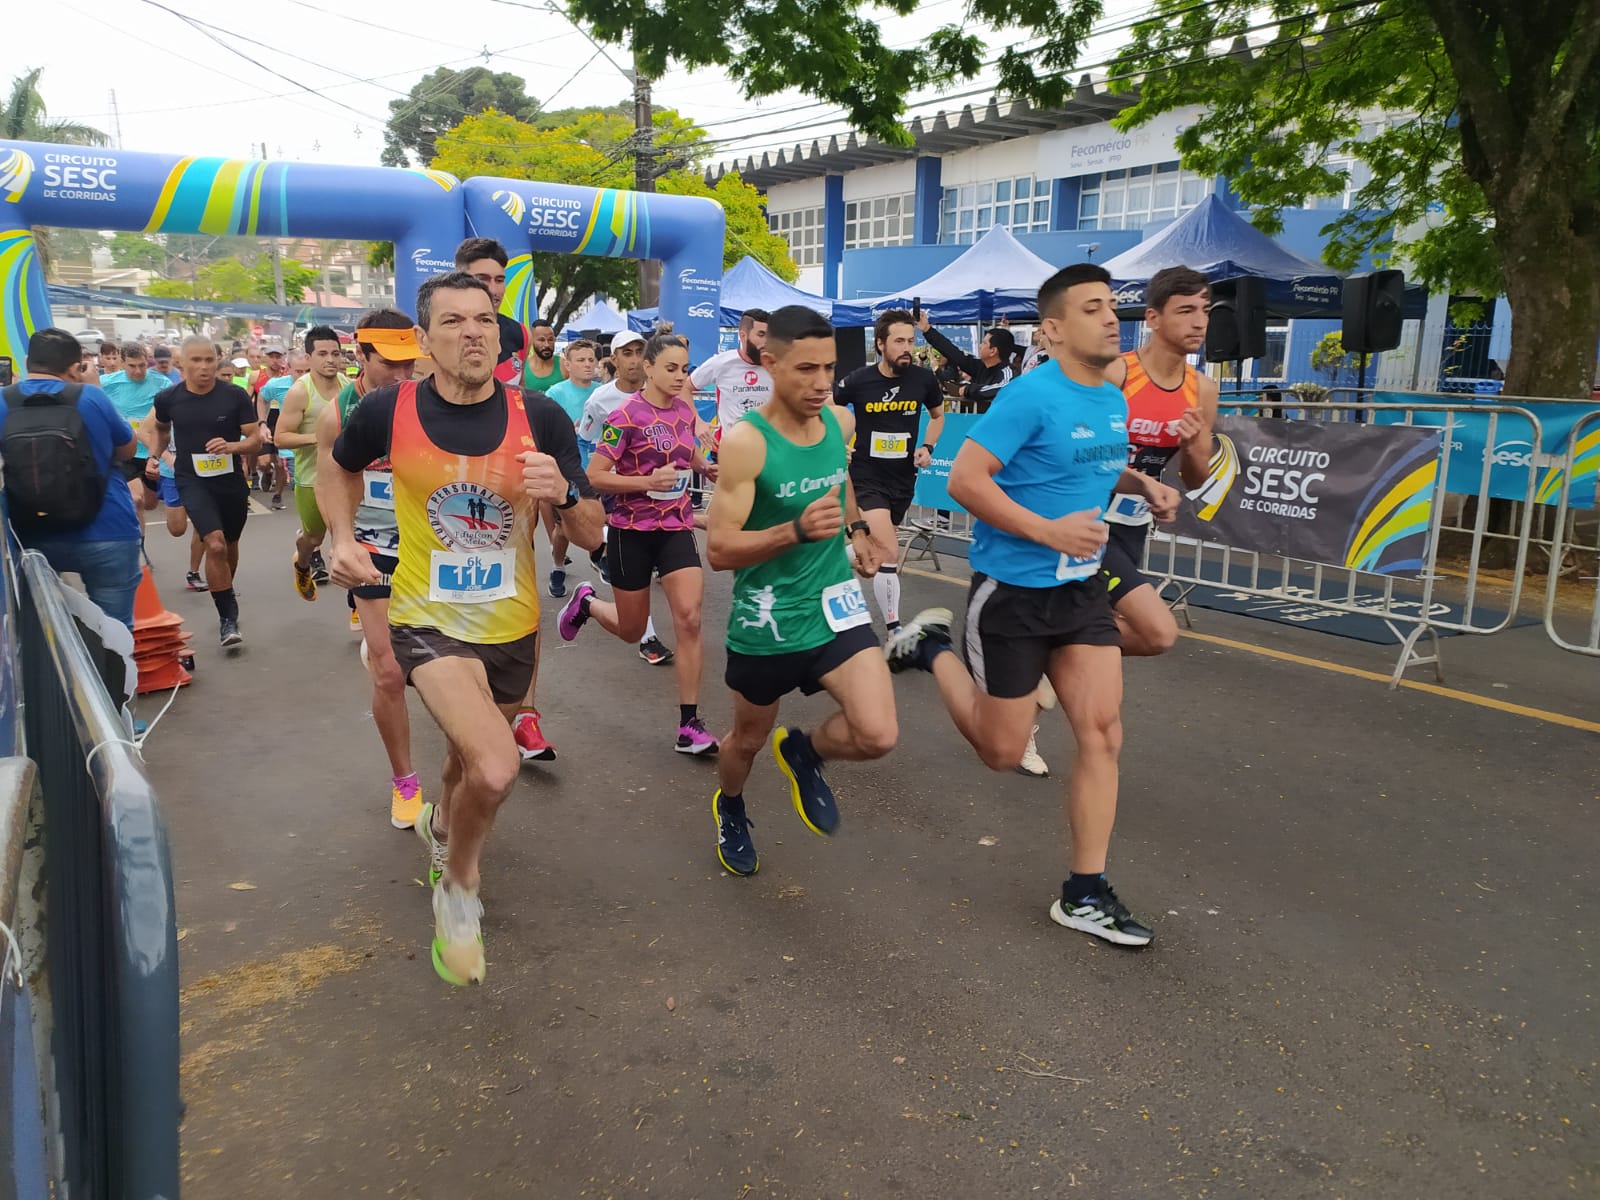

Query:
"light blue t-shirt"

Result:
[[545, 378, 600, 425], [259, 374, 294, 408], [965, 367, 1128, 589], [1, 379, 140, 543], [98, 371, 168, 457]]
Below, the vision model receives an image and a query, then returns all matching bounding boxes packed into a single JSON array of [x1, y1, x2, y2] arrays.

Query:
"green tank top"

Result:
[[522, 356, 563, 393], [727, 407, 867, 656], [292, 375, 337, 487]]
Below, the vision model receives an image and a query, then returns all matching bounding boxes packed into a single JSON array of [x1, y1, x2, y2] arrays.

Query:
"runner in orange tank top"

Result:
[[1101, 266, 1219, 657], [320, 272, 604, 986]]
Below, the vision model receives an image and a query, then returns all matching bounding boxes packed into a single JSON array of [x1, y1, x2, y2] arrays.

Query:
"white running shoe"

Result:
[[414, 802, 447, 888], [430, 881, 485, 986], [1016, 725, 1049, 777]]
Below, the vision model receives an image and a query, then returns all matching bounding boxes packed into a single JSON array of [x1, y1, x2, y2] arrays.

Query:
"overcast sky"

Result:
[[21, 0, 1148, 170]]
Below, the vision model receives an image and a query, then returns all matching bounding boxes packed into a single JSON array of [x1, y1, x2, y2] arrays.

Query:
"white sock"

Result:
[[642, 616, 657, 644], [873, 564, 900, 626]]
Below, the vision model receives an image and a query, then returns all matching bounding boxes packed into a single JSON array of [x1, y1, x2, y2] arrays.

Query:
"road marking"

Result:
[[899, 563, 1600, 734]]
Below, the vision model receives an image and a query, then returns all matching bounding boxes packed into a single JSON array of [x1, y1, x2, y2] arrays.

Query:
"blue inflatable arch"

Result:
[[462, 177, 725, 366]]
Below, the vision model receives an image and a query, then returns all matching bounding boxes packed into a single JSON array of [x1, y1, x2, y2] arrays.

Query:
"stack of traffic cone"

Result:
[[132, 564, 193, 693]]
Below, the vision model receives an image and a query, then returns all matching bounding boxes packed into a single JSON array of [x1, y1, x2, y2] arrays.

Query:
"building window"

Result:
[[1309, 122, 1382, 210], [1257, 325, 1290, 379], [1078, 163, 1213, 231], [768, 206, 825, 267], [844, 193, 915, 249], [940, 176, 1051, 244]]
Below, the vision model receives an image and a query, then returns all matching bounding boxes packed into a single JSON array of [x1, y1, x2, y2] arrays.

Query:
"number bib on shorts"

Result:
[[821, 579, 872, 632], [1055, 546, 1106, 582], [869, 431, 910, 459], [428, 550, 517, 604], [646, 468, 692, 501], [192, 452, 233, 478], [1106, 491, 1150, 525], [363, 470, 395, 509]]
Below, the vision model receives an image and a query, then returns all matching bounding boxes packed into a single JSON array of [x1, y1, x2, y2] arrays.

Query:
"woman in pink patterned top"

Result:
[[556, 333, 721, 754]]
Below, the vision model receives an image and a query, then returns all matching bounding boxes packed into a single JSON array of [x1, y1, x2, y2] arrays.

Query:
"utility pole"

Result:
[[109, 90, 124, 148], [270, 241, 286, 306], [632, 47, 660, 308]]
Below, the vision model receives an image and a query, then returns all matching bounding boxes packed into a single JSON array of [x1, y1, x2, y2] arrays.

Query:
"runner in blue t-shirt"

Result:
[[886, 263, 1181, 950], [100, 342, 168, 511], [256, 354, 302, 509]]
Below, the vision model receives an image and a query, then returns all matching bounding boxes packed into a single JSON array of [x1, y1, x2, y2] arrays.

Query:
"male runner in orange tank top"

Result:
[[1101, 266, 1219, 656]]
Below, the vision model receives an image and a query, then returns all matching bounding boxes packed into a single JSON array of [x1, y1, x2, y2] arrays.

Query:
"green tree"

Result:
[[247, 257, 318, 303], [656, 171, 798, 279], [1112, 0, 1600, 399], [382, 66, 540, 167], [430, 107, 712, 324], [110, 233, 168, 272]]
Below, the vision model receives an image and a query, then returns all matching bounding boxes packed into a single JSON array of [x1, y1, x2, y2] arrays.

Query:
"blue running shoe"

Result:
[[772, 727, 838, 836], [712, 789, 758, 876]]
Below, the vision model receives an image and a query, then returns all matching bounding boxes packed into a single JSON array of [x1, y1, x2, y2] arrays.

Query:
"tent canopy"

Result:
[[564, 298, 629, 337], [1101, 194, 1345, 317], [628, 256, 833, 331], [832, 225, 1059, 326]]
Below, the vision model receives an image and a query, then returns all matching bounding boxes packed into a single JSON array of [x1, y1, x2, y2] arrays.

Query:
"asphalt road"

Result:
[[140, 503, 1598, 1199]]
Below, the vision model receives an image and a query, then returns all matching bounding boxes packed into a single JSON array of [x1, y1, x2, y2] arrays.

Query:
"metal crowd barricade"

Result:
[[1542, 407, 1600, 655], [4, 543, 181, 1199], [1143, 396, 1544, 686]]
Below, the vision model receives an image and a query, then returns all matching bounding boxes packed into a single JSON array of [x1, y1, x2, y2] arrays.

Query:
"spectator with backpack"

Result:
[[0, 327, 142, 629]]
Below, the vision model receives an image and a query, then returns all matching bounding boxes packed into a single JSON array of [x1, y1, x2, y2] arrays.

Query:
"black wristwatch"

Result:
[[919, 442, 936, 456], [847, 520, 871, 538], [555, 480, 581, 510]]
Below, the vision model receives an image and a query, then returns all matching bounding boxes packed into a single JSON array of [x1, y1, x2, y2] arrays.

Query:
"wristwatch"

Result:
[[555, 480, 581, 510], [919, 442, 936, 456], [846, 520, 871, 538]]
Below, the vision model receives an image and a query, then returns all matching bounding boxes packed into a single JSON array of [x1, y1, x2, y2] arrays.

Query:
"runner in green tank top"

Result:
[[277, 325, 344, 601], [704, 305, 901, 877], [521, 319, 565, 393]]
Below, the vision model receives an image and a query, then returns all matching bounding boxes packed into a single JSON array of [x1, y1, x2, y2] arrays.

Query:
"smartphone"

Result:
[[0, 356, 11, 387], [912, 297, 921, 321]]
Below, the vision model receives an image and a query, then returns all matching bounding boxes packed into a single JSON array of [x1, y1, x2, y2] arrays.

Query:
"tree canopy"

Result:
[[431, 108, 795, 322], [146, 256, 318, 304], [381, 66, 541, 167], [2, 68, 108, 145]]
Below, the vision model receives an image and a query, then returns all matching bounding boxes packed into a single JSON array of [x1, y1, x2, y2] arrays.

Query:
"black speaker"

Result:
[[835, 326, 868, 378], [1341, 269, 1405, 354], [1205, 275, 1268, 362]]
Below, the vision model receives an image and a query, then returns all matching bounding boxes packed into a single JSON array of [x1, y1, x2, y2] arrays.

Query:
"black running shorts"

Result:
[[1101, 521, 1151, 606], [962, 572, 1120, 698], [389, 625, 539, 705], [725, 623, 879, 707], [350, 551, 399, 602], [850, 469, 914, 527], [176, 476, 249, 543], [606, 526, 700, 592]]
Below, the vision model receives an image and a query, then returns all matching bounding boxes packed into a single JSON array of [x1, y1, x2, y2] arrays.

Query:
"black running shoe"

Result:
[[1049, 880, 1153, 947], [639, 636, 674, 665], [219, 617, 243, 648], [883, 607, 953, 674], [772, 727, 838, 836], [713, 790, 758, 876], [310, 549, 331, 585]]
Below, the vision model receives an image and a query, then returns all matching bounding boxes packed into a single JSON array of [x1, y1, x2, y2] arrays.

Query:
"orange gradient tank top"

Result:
[[1107, 348, 1200, 526], [387, 381, 540, 643]]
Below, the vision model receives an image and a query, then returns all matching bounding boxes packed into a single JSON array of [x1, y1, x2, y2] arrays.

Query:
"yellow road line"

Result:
[[899, 563, 1600, 734]]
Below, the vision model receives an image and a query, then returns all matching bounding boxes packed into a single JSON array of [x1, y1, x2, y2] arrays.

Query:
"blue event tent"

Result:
[[1100, 194, 1346, 316], [831, 225, 1058, 327], [628, 256, 833, 331], [563, 298, 630, 337]]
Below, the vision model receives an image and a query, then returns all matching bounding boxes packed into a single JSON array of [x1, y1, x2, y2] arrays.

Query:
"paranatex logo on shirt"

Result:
[[427, 482, 513, 551]]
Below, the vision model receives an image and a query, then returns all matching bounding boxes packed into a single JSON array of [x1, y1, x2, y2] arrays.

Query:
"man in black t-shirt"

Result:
[[834, 309, 945, 632], [143, 335, 262, 647]]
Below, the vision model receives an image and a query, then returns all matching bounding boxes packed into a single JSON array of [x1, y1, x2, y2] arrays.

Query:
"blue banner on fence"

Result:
[[910, 413, 978, 511], [1372, 392, 1600, 507]]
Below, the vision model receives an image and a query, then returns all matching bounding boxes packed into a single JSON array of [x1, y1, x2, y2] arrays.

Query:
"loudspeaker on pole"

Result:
[[1205, 276, 1268, 363]]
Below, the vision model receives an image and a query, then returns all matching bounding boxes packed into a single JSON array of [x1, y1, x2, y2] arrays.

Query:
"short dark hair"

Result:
[[26, 328, 82, 376], [567, 339, 597, 358], [1038, 262, 1113, 318], [739, 308, 770, 332], [416, 271, 493, 330], [153, 344, 173, 360], [644, 333, 688, 364], [984, 327, 1017, 361], [99, 341, 119, 356], [120, 341, 146, 360], [530, 318, 554, 332], [874, 309, 915, 353], [356, 307, 414, 331], [454, 237, 508, 269], [304, 325, 341, 355], [1145, 265, 1209, 314], [765, 304, 834, 353]]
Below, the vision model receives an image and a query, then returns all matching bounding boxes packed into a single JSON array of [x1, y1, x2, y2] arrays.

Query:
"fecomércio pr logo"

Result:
[[1, 148, 36, 203], [410, 247, 457, 272]]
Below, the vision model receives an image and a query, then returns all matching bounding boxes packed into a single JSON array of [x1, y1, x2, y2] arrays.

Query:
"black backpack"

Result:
[[1, 382, 107, 532]]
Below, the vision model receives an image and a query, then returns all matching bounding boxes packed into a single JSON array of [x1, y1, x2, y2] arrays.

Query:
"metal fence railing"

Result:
[[0, 537, 181, 1199], [1542, 408, 1600, 656]]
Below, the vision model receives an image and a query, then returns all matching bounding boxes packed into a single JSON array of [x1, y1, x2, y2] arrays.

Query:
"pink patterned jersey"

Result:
[[594, 391, 698, 531]]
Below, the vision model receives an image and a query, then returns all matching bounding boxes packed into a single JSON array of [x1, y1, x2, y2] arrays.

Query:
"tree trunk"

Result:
[[1494, 201, 1600, 401]]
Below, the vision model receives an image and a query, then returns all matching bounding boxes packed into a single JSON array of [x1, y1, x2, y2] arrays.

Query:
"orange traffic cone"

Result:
[[132, 565, 193, 694]]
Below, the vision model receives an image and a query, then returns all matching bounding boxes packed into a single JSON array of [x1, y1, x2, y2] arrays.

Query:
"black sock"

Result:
[[1064, 873, 1105, 904], [719, 790, 743, 809], [211, 588, 238, 621], [679, 703, 697, 725]]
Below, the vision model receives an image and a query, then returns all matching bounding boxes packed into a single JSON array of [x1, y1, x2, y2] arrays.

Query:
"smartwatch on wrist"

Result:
[[847, 520, 871, 538], [920, 442, 936, 456], [555, 480, 581, 510], [792, 517, 811, 544]]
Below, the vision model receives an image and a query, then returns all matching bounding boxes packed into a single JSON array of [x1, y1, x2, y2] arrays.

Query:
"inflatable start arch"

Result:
[[0, 139, 725, 369]]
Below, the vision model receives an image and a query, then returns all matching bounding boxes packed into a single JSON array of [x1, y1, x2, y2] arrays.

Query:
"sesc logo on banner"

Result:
[[38, 151, 118, 202]]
